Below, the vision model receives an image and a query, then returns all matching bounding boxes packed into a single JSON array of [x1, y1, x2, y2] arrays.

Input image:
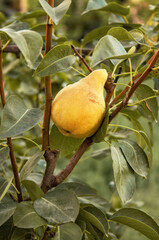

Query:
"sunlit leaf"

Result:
[[82, 0, 107, 15], [111, 208, 159, 240], [34, 44, 75, 77], [39, 0, 71, 25], [91, 35, 128, 67], [0, 96, 43, 139], [0, 23, 43, 68]]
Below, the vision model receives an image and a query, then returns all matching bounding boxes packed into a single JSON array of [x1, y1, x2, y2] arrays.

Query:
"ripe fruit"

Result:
[[51, 69, 108, 138]]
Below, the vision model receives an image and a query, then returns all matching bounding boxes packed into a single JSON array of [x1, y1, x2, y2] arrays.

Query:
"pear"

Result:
[[51, 69, 108, 138]]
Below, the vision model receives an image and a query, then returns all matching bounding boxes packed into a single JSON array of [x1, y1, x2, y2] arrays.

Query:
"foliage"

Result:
[[0, 0, 159, 239]]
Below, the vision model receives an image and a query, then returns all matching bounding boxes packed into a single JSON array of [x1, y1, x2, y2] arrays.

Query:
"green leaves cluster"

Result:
[[1, 181, 159, 240]]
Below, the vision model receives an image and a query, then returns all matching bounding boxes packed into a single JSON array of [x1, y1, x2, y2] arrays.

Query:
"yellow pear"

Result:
[[51, 69, 108, 138]]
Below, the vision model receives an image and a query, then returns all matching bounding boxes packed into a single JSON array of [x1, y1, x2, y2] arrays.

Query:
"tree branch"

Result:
[[42, 0, 54, 151], [71, 45, 93, 72], [0, 40, 23, 202], [3, 44, 92, 57], [52, 138, 93, 187], [109, 50, 159, 122], [41, 150, 59, 193], [109, 73, 141, 108]]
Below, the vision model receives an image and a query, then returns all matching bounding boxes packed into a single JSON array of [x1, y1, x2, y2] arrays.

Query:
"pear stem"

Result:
[[71, 45, 93, 73], [0, 39, 23, 202]]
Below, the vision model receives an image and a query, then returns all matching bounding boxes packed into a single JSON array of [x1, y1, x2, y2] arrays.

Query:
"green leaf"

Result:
[[0, 217, 13, 240], [110, 208, 159, 240], [101, 2, 130, 16], [20, 10, 46, 20], [111, 145, 135, 203], [0, 147, 9, 164], [11, 228, 34, 240], [20, 150, 44, 181], [92, 107, 109, 143], [80, 206, 108, 236], [119, 139, 149, 178], [22, 179, 44, 201], [79, 195, 110, 213], [56, 182, 97, 197], [85, 221, 102, 240], [33, 189, 79, 224], [0, 200, 17, 227], [0, 12, 6, 24], [39, 0, 71, 25], [0, 96, 43, 139], [13, 201, 47, 228], [82, 26, 111, 46], [91, 148, 111, 160], [135, 84, 158, 122], [120, 108, 146, 148], [34, 44, 75, 77], [139, 131, 153, 167], [50, 125, 83, 158], [91, 35, 127, 67], [107, 27, 143, 44], [82, 2, 129, 16], [82, 0, 107, 15], [0, 23, 43, 68], [0, 178, 8, 197], [54, 223, 83, 240]]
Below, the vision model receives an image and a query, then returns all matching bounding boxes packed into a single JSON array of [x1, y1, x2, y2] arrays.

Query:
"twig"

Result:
[[0, 40, 23, 202], [52, 138, 93, 187], [109, 73, 141, 108], [71, 45, 93, 73], [109, 50, 159, 122], [42, 0, 54, 151], [42, 227, 55, 240]]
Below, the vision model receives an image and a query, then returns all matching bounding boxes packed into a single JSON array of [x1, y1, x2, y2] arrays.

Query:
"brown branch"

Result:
[[42, 227, 55, 240], [104, 67, 122, 106], [42, 0, 54, 151], [109, 50, 159, 122], [71, 45, 93, 72], [52, 138, 93, 187], [41, 150, 59, 193], [3, 44, 92, 57], [0, 40, 23, 202], [109, 73, 141, 108]]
